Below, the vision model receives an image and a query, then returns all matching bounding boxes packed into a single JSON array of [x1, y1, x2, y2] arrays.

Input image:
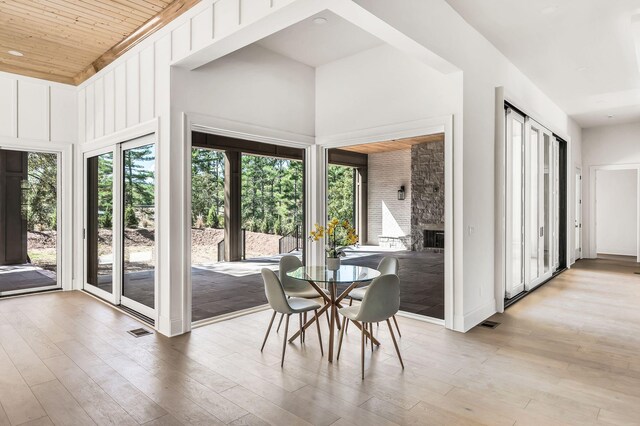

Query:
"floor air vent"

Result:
[[480, 320, 500, 329], [127, 328, 152, 338]]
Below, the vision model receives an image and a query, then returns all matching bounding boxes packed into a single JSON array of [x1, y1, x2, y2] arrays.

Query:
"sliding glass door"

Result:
[[84, 135, 156, 320], [121, 141, 156, 317], [506, 109, 561, 298]]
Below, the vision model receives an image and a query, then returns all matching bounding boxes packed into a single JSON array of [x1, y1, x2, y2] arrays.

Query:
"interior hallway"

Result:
[[0, 257, 637, 425]]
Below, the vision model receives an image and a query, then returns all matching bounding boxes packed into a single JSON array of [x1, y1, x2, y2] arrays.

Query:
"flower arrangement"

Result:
[[309, 218, 359, 258]]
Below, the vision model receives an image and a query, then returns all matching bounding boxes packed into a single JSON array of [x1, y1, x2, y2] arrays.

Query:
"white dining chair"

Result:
[[260, 268, 324, 367], [337, 274, 404, 379], [348, 257, 402, 337], [277, 255, 330, 334]]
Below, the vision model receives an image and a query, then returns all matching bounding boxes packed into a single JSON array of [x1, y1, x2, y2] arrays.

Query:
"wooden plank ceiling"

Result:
[[340, 133, 444, 154], [0, 0, 198, 85]]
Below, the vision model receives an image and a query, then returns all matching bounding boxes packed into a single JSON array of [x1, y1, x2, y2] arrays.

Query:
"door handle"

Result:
[[540, 227, 544, 237]]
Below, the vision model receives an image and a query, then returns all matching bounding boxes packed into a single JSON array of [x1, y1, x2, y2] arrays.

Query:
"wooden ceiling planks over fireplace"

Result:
[[0, 0, 199, 85], [340, 133, 444, 155]]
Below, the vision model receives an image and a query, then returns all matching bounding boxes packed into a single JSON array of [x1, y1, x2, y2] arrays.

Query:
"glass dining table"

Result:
[[286, 264, 381, 362]]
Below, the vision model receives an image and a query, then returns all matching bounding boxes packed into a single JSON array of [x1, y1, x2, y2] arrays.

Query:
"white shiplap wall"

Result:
[[77, 0, 295, 144], [0, 72, 77, 143]]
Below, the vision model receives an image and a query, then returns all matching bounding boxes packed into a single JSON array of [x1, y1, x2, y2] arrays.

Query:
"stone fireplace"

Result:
[[410, 139, 445, 252]]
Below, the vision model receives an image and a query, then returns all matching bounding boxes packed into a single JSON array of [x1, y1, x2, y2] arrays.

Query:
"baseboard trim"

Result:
[[455, 299, 496, 332]]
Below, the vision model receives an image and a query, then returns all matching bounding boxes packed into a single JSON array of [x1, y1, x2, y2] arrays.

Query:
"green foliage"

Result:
[[241, 155, 303, 236], [327, 165, 355, 225], [192, 149, 225, 228], [24, 152, 58, 231], [125, 206, 139, 228], [97, 152, 113, 229], [123, 144, 155, 229]]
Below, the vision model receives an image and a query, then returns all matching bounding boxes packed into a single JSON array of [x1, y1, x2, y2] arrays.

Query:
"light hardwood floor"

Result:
[[0, 257, 638, 425]]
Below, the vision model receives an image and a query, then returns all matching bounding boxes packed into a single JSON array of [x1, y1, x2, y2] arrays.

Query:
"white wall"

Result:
[[355, 0, 583, 330], [171, 44, 315, 138], [0, 72, 77, 143], [595, 169, 638, 256], [316, 44, 462, 139], [583, 122, 640, 259], [367, 149, 411, 243]]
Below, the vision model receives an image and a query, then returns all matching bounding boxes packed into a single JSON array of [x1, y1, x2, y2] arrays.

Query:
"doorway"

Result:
[[0, 149, 61, 295], [325, 133, 447, 320], [84, 134, 157, 321], [190, 131, 306, 323], [593, 168, 639, 262]]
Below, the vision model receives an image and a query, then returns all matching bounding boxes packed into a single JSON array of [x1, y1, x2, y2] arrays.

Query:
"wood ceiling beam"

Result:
[[74, 0, 200, 85]]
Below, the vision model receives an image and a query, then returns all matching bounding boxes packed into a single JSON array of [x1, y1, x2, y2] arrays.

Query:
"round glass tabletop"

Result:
[[286, 265, 380, 284]]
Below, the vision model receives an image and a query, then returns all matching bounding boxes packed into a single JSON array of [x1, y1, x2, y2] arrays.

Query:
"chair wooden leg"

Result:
[[276, 313, 284, 332], [281, 314, 290, 367], [337, 317, 347, 360], [303, 312, 307, 343], [261, 311, 277, 351], [369, 323, 374, 352], [314, 309, 323, 356], [361, 319, 365, 380], [392, 315, 402, 338], [299, 313, 303, 344], [345, 299, 352, 334], [325, 305, 331, 328], [386, 318, 404, 369]]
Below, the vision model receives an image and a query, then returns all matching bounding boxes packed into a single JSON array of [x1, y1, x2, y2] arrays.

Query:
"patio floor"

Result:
[[0, 265, 57, 293], [89, 247, 444, 322]]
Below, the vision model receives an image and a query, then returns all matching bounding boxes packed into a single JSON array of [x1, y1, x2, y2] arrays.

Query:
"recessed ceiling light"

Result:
[[7, 50, 23, 57], [607, 114, 615, 119], [577, 66, 588, 72], [541, 6, 558, 15], [313, 17, 327, 25]]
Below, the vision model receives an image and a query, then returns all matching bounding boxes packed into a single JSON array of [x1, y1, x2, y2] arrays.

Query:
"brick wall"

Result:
[[367, 149, 412, 244]]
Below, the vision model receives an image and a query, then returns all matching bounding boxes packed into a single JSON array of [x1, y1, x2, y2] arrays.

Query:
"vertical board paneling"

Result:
[[50, 87, 77, 142], [191, 6, 213, 51], [104, 71, 115, 134], [94, 77, 105, 138], [78, 88, 86, 143], [172, 20, 192, 61], [0, 76, 17, 137], [140, 47, 155, 122], [214, 0, 240, 39], [85, 84, 95, 141], [240, 0, 271, 25], [126, 54, 140, 127], [115, 63, 127, 131], [18, 81, 50, 141], [155, 35, 172, 120]]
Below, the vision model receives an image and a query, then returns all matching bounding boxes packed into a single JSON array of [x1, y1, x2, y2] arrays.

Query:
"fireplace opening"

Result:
[[424, 230, 444, 249]]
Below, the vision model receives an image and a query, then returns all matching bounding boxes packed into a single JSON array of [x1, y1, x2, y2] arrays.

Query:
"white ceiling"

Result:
[[445, 0, 640, 128], [257, 11, 383, 68]]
